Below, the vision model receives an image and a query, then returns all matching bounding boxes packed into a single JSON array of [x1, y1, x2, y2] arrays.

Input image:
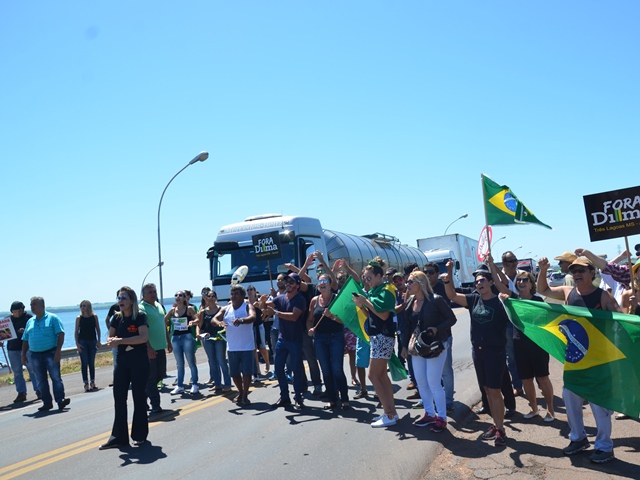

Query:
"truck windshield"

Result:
[[212, 243, 297, 285]]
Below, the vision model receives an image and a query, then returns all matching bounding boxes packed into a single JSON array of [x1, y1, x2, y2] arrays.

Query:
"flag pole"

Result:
[[623, 236, 636, 298], [481, 173, 492, 256]]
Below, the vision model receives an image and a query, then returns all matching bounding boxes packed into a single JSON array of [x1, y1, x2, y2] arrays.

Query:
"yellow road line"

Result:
[[0, 394, 229, 479]]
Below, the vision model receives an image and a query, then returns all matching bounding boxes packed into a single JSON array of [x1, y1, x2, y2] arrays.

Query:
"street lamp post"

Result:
[[444, 213, 469, 236], [157, 151, 209, 308]]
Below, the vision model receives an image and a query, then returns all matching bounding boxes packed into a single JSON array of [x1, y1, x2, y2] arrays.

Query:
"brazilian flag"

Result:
[[328, 277, 407, 381], [482, 174, 552, 229], [504, 298, 640, 418]]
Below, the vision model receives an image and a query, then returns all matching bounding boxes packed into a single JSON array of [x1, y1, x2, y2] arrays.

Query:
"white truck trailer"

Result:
[[207, 214, 428, 301], [417, 234, 478, 288]]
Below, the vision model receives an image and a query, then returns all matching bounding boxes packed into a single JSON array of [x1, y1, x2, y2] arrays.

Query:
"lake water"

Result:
[[49, 307, 113, 349]]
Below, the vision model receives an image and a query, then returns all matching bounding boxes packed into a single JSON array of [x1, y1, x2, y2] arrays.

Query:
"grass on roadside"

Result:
[[0, 352, 113, 387]]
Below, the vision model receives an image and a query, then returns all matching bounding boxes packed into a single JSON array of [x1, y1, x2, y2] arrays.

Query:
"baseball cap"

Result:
[[554, 252, 578, 263]]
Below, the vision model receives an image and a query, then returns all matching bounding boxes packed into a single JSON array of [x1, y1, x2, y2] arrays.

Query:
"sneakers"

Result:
[[294, 399, 305, 411], [446, 405, 455, 415], [414, 413, 437, 427], [475, 406, 490, 415], [267, 372, 277, 381], [371, 414, 398, 428], [412, 399, 424, 409], [353, 389, 369, 400], [13, 393, 27, 403], [562, 437, 590, 456], [430, 417, 447, 433], [589, 449, 614, 464], [481, 425, 499, 441], [190, 384, 199, 394], [494, 429, 507, 447], [170, 386, 185, 395], [58, 398, 70, 410], [523, 410, 540, 419]]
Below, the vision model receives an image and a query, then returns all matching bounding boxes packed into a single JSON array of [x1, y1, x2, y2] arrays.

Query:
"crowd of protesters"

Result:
[[3, 247, 637, 462]]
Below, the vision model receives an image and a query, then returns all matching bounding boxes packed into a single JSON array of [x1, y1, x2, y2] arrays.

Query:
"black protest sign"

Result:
[[583, 186, 640, 241], [252, 231, 283, 260]]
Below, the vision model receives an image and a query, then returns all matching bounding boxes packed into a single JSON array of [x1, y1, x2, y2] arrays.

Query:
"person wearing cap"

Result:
[[21, 297, 70, 412], [554, 252, 577, 286], [537, 256, 620, 464], [442, 261, 511, 446], [260, 272, 308, 410], [2, 301, 39, 403]]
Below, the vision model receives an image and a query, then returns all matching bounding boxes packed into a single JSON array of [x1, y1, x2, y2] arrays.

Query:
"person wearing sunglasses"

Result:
[[165, 291, 199, 395], [101, 287, 149, 449], [353, 257, 399, 428], [197, 289, 232, 392], [495, 271, 555, 422], [401, 271, 456, 432], [497, 251, 523, 397], [307, 273, 350, 410], [442, 261, 511, 447], [537, 256, 620, 464]]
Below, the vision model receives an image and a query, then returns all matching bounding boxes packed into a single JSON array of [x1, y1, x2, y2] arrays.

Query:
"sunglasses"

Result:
[[569, 268, 587, 274], [175, 293, 185, 298], [424, 270, 436, 275], [117, 295, 128, 301], [285, 280, 296, 285], [206, 293, 217, 298], [503, 259, 518, 264], [406, 279, 415, 285], [474, 278, 487, 285], [318, 278, 330, 284], [516, 278, 530, 283], [364, 276, 373, 283]]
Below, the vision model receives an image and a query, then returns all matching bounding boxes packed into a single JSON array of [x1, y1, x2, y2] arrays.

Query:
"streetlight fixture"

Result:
[[444, 213, 469, 235], [514, 246, 523, 252], [492, 236, 507, 249], [157, 151, 209, 308], [141, 261, 164, 296]]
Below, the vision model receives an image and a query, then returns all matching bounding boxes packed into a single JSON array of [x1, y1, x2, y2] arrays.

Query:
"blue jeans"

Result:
[[172, 334, 198, 387], [9, 349, 38, 395], [505, 324, 522, 390], [203, 338, 231, 387], [314, 332, 348, 403], [78, 339, 97, 383], [441, 336, 454, 408], [275, 338, 304, 401], [30, 348, 65, 405]]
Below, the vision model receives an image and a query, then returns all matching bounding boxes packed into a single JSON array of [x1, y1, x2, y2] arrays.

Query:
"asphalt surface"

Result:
[[1, 307, 638, 480]]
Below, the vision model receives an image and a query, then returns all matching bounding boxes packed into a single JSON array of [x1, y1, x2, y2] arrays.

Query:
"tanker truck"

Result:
[[206, 214, 427, 301]]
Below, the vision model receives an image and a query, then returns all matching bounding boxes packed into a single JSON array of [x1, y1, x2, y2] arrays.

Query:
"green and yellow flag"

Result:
[[504, 298, 640, 418], [482, 174, 552, 229], [328, 277, 407, 381]]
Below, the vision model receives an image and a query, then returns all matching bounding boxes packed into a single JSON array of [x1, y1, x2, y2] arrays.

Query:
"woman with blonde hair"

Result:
[[75, 300, 102, 391], [353, 257, 398, 427], [401, 271, 456, 432]]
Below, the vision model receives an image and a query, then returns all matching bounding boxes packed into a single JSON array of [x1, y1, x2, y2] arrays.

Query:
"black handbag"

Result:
[[414, 330, 444, 359]]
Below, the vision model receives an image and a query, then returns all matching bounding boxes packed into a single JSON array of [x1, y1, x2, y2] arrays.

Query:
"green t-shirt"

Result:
[[140, 301, 167, 351]]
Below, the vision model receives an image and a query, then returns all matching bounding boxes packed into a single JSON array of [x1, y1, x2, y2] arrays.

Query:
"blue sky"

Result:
[[2, 1, 638, 309]]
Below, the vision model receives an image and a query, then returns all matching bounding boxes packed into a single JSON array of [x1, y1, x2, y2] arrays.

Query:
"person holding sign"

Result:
[[3, 301, 39, 403], [165, 291, 199, 395]]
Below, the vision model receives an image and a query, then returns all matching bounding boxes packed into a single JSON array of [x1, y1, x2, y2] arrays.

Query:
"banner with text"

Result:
[[583, 186, 640, 241], [252, 231, 283, 260]]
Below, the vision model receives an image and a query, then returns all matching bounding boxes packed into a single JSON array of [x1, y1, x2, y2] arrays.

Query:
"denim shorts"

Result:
[[228, 350, 254, 376]]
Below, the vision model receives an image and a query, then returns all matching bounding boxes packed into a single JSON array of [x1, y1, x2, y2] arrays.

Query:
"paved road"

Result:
[[0, 308, 476, 480], [1, 306, 637, 480]]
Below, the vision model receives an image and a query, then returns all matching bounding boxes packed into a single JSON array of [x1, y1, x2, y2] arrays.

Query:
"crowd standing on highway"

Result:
[[3, 248, 639, 463]]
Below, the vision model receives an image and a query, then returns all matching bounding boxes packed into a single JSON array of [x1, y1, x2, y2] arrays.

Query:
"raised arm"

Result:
[[536, 257, 569, 300]]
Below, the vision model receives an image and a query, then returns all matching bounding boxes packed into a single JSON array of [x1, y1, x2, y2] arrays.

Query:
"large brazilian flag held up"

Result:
[[503, 298, 640, 418], [328, 277, 407, 381], [482, 174, 552, 229]]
